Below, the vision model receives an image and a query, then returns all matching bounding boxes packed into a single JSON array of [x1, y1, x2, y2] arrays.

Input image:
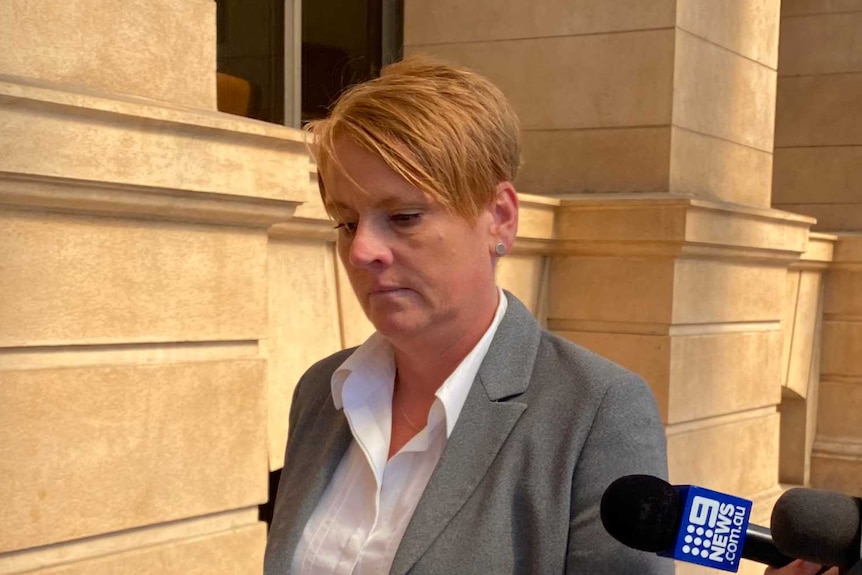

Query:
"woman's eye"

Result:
[[390, 213, 421, 227], [334, 222, 358, 234]]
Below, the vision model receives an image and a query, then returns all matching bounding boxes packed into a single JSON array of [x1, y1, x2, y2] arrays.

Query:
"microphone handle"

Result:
[[746, 524, 794, 567]]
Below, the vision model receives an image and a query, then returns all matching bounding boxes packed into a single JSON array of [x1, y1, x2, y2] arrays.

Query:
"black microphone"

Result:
[[771, 487, 862, 571], [601, 475, 793, 571]]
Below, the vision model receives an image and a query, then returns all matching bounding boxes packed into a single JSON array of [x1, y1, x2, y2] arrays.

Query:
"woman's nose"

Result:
[[348, 221, 393, 268]]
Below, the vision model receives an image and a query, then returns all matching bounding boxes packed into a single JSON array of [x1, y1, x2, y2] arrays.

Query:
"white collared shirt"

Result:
[[290, 290, 508, 575]]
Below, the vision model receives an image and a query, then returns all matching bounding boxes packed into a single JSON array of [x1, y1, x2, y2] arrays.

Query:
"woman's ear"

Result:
[[489, 181, 519, 255]]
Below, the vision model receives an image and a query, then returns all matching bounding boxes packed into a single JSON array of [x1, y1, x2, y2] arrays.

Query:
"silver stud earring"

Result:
[[495, 242, 506, 256]]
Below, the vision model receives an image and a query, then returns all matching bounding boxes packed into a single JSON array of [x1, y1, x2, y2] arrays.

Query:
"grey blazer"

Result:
[[265, 292, 673, 574]]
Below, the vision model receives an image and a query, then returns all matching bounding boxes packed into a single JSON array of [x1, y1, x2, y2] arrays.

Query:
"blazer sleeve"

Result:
[[566, 374, 675, 575]]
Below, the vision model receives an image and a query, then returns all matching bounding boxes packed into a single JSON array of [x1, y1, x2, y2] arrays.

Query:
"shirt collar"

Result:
[[331, 332, 395, 410]]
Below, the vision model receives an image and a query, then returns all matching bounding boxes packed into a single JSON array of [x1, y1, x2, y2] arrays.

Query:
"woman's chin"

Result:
[[367, 312, 430, 342]]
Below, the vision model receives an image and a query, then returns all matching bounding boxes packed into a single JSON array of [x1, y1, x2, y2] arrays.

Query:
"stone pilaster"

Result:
[[812, 237, 862, 494], [778, 233, 835, 486]]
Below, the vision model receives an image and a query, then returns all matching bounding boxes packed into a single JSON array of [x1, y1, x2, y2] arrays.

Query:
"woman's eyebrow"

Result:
[[326, 193, 428, 214]]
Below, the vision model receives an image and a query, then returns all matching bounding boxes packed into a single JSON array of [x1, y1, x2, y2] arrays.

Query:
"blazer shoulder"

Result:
[[537, 329, 648, 393], [486, 293, 653, 408], [529, 330, 664, 440]]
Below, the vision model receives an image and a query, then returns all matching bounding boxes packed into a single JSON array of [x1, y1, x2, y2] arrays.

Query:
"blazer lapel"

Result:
[[267, 392, 352, 571], [389, 293, 542, 575]]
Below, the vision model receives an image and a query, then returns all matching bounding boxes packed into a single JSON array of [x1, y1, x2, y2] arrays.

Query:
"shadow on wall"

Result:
[[260, 468, 283, 529]]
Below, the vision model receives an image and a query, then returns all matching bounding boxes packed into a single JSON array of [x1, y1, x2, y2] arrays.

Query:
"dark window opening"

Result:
[[215, 0, 402, 126]]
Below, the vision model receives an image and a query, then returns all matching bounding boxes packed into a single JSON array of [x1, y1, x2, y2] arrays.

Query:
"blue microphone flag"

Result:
[[659, 485, 753, 572]]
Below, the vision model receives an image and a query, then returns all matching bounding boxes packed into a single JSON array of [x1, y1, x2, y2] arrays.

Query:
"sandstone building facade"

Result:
[[1, 2, 860, 574]]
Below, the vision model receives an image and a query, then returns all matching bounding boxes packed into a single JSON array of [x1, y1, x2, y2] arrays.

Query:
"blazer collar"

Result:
[[390, 291, 541, 575], [476, 291, 542, 400]]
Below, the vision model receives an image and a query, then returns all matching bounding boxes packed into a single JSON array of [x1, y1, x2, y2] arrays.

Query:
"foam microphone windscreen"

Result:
[[771, 487, 862, 567], [600, 474, 681, 552]]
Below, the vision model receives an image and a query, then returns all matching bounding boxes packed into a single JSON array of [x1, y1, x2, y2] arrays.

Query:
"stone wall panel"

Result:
[[404, 0, 674, 45], [406, 30, 675, 131], [0, 210, 267, 347], [0, 360, 267, 552], [0, 0, 216, 108]]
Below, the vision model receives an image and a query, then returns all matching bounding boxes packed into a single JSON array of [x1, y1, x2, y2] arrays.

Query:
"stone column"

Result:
[[405, 2, 804, 572], [405, 1, 781, 207], [0, 1, 309, 573], [772, 2, 862, 495]]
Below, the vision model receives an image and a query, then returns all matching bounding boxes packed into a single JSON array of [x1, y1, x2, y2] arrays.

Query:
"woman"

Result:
[[264, 57, 671, 574]]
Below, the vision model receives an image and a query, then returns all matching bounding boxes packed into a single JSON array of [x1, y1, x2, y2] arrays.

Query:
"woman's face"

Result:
[[321, 139, 505, 348]]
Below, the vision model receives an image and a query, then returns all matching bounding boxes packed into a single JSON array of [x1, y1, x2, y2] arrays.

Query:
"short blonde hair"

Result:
[[306, 55, 521, 221]]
